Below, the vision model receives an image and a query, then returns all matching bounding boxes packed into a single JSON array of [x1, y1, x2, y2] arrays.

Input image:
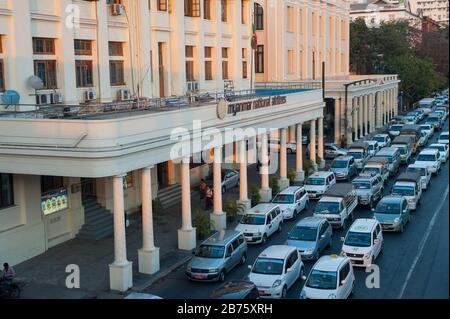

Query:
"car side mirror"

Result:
[[371, 208, 376, 212], [247, 265, 252, 270], [286, 267, 292, 273], [321, 234, 326, 239], [341, 280, 346, 285], [374, 239, 379, 245], [302, 275, 307, 281], [340, 236, 345, 242]]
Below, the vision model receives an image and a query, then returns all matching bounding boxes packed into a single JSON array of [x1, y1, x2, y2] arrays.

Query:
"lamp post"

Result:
[[400, 91, 404, 113]]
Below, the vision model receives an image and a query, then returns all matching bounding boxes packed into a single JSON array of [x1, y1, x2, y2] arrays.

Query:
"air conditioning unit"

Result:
[[36, 93, 51, 105], [111, 3, 125, 16], [187, 81, 199, 93], [51, 92, 63, 104], [84, 90, 97, 102], [118, 89, 132, 101]]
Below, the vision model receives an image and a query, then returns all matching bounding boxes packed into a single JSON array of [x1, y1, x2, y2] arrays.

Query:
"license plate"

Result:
[[258, 290, 265, 294], [245, 237, 253, 241], [194, 275, 205, 279]]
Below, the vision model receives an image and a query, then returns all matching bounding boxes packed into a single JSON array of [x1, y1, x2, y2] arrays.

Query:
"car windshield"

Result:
[[272, 194, 294, 204], [195, 245, 225, 259], [332, 160, 348, 168], [288, 226, 317, 241], [376, 202, 401, 214], [344, 231, 371, 247], [368, 145, 375, 151], [306, 177, 325, 185], [240, 214, 266, 225], [417, 154, 436, 162], [429, 146, 444, 152], [392, 185, 415, 197], [391, 125, 403, 131], [440, 134, 449, 139], [407, 167, 426, 176], [306, 270, 337, 290], [252, 258, 284, 275], [315, 202, 340, 214], [362, 167, 380, 175], [393, 146, 406, 155], [374, 136, 386, 143], [353, 181, 371, 189], [405, 116, 415, 121], [420, 126, 431, 131], [348, 151, 362, 159]]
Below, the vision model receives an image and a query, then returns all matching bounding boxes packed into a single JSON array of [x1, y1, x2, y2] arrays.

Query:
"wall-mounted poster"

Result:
[[41, 188, 68, 215]]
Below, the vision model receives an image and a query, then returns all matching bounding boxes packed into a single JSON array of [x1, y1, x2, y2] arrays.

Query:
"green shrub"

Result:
[[316, 156, 322, 165], [224, 200, 247, 223], [287, 168, 297, 184], [303, 158, 315, 175], [250, 185, 261, 206], [193, 209, 212, 240], [270, 177, 280, 196]]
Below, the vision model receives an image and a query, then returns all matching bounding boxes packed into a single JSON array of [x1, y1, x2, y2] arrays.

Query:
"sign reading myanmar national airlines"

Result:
[[218, 95, 287, 118]]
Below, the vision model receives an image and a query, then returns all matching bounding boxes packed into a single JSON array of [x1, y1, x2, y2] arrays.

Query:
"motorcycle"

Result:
[[0, 280, 22, 299]]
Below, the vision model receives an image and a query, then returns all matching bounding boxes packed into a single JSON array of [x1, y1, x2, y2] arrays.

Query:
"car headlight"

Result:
[[407, 198, 414, 203], [254, 232, 262, 237], [186, 266, 192, 272], [394, 217, 400, 223], [272, 280, 282, 288], [209, 268, 219, 273], [304, 248, 314, 255], [340, 251, 346, 256], [364, 252, 371, 259], [328, 293, 337, 299]]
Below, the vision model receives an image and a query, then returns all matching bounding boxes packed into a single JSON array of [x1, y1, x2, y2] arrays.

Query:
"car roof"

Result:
[[278, 186, 303, 195], [334, 155, 353, 161], [353, 173, 379, 181], [429, 143, 446, 147], [203, 230, 243, 245], [379, 195, 404, 204], [419, 148, 439, 155], [258, 245, 295, 259], [295, 216, 325, 228], [440, 131, 449, 135], [246, 203, 278, 215], [210, 280, 256, 299], [374, 133, 389, 137], [367, 140, 378, 145], [314, 255, 348, 272], [349, 218, 378, 233], [378, 147, 398, 154], [307, 171, 334, 178]]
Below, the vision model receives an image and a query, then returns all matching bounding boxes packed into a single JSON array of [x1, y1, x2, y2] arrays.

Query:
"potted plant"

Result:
[[250, 185, 261, 207], [193, 209, 214, 240], [269, 177, 280, 197], [224, 200, 247, 223]]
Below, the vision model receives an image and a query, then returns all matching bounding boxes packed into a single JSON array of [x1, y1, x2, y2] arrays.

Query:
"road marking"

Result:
[[397, 183, 449, 299]]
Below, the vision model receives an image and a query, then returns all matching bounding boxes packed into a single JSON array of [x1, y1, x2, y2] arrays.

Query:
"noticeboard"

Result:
[[41, 188, 69, 216]]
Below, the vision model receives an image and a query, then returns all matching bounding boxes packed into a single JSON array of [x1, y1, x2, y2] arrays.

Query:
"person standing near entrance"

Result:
[[199, 179, 207, 200], [205, 185, 213, 210]]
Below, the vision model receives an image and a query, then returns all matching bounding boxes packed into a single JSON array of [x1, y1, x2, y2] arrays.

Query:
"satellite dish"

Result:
[[1, 90, 21, 105], [28, 75, 44, 90]]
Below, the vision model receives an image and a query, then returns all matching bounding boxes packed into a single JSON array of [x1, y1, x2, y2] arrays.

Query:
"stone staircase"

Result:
[[77, 196, 114, 240], [157, 184, 199, 209]]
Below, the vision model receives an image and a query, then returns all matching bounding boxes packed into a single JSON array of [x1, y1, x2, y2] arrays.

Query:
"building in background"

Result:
[[407, 0, 449, 26]]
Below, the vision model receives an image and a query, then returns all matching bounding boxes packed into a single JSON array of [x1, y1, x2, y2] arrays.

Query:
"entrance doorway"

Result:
[[80, 178, 96, 200], [324, 98, 335, 142], [157, 162, 169, 188]]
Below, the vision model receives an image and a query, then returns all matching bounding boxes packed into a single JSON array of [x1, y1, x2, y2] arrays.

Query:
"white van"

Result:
[[235, 204, 283, 245], [304, 171, 336, 199], [415, 149, 442, 174], [341, 219, 384, 268], [271, 186, 309, 220]]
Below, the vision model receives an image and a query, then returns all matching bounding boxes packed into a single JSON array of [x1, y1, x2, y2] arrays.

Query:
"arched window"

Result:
[[254, 3, 264, 30]]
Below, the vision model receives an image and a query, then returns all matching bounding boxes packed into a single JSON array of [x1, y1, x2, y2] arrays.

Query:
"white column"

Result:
[[279, 128, 290, 190], [310, 120, 317, 170], [237, 139, 251, 212], [178, 157, 196, 251], [359, 97, 363, 138], [289, 126, 296, 144], [334, 98, 341, 144], [211, 147, 226, 231], [295, 123, 305, 182], [138, 166, 160, 275], [353, 107, 359, 141], [259, 133, 272, 202], [363, 95, 368, 136], [346, 99, 353, 145], [109, 174, 133, 292], [318, 117, 325, 168]]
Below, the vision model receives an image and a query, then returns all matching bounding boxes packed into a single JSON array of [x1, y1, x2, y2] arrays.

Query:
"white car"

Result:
[[248, 245, 304, 299], [235, 204, 283, 245], [415, 149, 442, 174], [271, 186, 309, 220], [341, 218, 384, 268], [267, 138, 298, 154], [304, 171, 337, 200], [367, 140, 380, 157], [438, 131, 449, 145], [419, 124, 434, 139], [300, 254, 355, 299], [427, 143, 449, 162], [373, 134, 391, 148], [406, 164, 431, 191]]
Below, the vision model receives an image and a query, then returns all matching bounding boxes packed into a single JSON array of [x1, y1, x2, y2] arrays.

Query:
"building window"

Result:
[[255, 45, 264, 73], [185, 46, 195, 81], [41, 176, 64, 194], [107, 0, 122, 4], [157, 0, 167, 11], [0, 60, 5, 92], [109, 61, 125, 86], [205, 46, 213, 80], [241, 0, 247, 24], [74, 39, 92, 56], [287, 50, 294, 74], [0, 173, 13, 209], [34, 60, 57, 89], [33, 38, 55, 55], [221, 0, 227, 22], [123, 172, 133, 189], [109, 42, 124, 56], [185, 0, 200, 17], [242, 48, 247, 79], [76, 60, 93, 88], [222, 47, 229, 79], [204, 0, 211, 19], [286, 5, 294, 32], [255, 3, 264, 30]]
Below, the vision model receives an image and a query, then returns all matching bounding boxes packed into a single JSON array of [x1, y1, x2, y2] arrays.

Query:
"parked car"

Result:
[[304, 171, 337, 200], [373, 134, 391, 148], [210, 280, 260, 299], [419, 124, 434, 139], [324, 143, 348, 159], [186, 230, 248, 282], [427, 143, 449, 162], [438, 131, 449, 145], [300, 255, 355, 299], [340, 218, 384, 267], [415, 149, 442, 175], [221, 169, 240, 193], [391, 172, 422, 211], [389, 116, 405, 125], [406, 164, 431, 191], [389, 124, 404, 138], [374, 196, 410, 233], [351, 173, 384, 209], [313, 183, 358, 229], [367, 140, 380, 157], [286, 217, 333, 261], [347, 142, 370, 169], [235, 204, 283, 244], [248, 245, 304, 299], [268, 138, 299, 154], [376, 147, 401, 176], [362, 157, 390, 184], [125, 292, 163, 299], [271, 186, 309, 220], [330, 155, 358, 181]]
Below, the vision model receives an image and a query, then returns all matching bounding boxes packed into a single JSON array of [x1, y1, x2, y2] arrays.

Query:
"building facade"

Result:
[[407, 0, 449, 26]]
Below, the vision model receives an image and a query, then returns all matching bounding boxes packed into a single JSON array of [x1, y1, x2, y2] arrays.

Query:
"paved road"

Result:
[[144, 120, 449, 299]]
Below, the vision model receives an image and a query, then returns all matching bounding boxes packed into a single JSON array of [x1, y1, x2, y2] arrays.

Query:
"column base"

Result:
[[178, 228, 197, 251], [236, 198, 251, 214], [109, 261, 133, 292], [210, 212, 227, 231], [295, 170, 305, 183], [319, 160, 326, 169], [313, 163, 319, 172], [138, 247, 160, 275], [259, 187, 272, 203], [278, 177, 290, 191]]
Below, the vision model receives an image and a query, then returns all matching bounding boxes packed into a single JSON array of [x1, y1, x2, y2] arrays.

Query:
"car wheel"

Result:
[[399, 222, 404, 233], [240, 253, 247, 265], [293, 210, 298, 219], [218, 271, 225, 282], [369, 198, 374, 210], [221, 186, 226, 194], [350, 281, 355, 297], [262, 234, 268, 245], [277, 223, 283, 233], [299, 266, 304, 281], [328, 237, 333, 248], [281, 286, 288, 299]]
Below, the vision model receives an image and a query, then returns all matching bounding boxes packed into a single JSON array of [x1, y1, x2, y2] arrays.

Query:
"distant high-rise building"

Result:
[[406, 0, 449, 26]]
